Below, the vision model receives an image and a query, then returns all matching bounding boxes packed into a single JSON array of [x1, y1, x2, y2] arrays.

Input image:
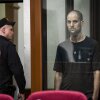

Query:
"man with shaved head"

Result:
[[0, 18, 26, 100], [54, 10, 100, 100]]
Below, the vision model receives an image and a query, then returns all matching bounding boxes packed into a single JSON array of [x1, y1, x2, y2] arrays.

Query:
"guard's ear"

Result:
[[1, 27, 6, 34]]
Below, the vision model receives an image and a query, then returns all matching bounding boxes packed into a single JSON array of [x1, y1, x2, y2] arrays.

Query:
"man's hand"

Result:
[[18, 93, 25, 100], [92, 70, 100, 100]]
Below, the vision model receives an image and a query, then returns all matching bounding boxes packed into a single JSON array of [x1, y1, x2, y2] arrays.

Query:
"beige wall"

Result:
[[0, 4, 5, 19], [23, 0, 31, 88], [18, 1, 31, 88]]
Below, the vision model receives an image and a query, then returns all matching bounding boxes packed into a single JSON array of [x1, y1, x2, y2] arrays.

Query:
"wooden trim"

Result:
[[30, 0, 42, 92]]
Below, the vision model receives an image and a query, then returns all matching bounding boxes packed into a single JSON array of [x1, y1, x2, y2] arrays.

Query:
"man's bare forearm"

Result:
[[92, 70, 100, 100], [54, 72, 62, 90]]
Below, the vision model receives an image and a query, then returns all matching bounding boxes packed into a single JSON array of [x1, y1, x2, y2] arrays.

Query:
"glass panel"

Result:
[[47, 0, 66, 89], [42, 0, 90, 89], [42, 0, 66, 89]]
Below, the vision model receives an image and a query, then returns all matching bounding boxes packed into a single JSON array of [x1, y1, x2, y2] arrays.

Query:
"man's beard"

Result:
[[68, 29, 81, 36]]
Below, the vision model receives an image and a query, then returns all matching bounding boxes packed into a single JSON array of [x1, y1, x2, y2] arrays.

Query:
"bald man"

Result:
[[54, 10, 100, 100]]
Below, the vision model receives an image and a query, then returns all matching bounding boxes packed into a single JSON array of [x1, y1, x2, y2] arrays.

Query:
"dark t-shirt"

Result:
[[53, 36, 100, 97]]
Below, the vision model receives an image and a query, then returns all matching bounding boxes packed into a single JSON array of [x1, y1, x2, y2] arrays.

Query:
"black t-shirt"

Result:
[[53, 36, 100, 97]]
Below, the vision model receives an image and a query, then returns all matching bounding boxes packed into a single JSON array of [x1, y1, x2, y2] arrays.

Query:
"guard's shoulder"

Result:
[[0, 37, 14, 47]]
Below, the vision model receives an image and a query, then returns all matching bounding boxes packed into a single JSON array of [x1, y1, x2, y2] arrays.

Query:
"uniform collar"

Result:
[[0, 35, 9, 41]]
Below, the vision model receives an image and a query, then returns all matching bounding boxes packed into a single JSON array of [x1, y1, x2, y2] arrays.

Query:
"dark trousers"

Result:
[[88, 94, 100, 100], [88, 98, 92, 100], [0, 85, 16, 97], [98, 92, 100, 100]]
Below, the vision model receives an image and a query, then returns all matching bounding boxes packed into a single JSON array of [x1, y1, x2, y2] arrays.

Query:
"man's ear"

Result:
[[81, 20, 84, 26], [1, 27, 5, 34]]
